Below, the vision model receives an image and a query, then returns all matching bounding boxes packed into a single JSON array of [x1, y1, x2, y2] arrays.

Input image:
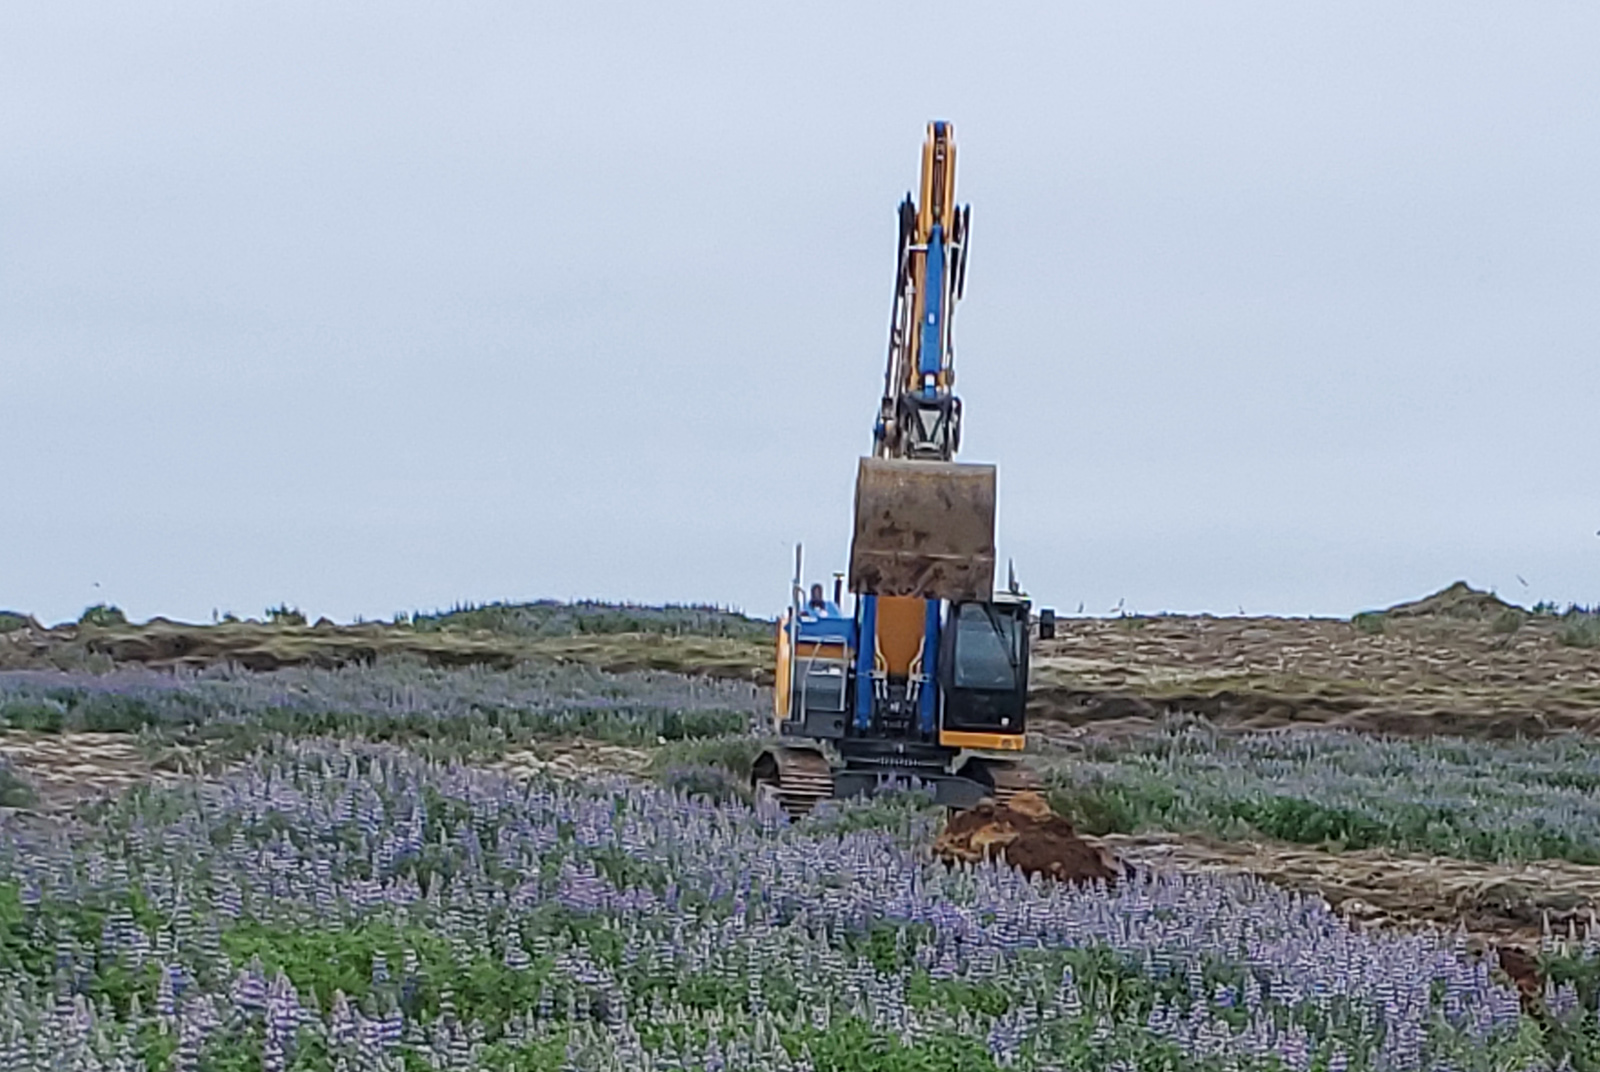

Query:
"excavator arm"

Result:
[[852, 121, 996, 603], [876, 120, 969, 462]]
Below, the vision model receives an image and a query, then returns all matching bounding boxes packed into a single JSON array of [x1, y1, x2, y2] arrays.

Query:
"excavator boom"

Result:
[[852, 121, 995, 600]]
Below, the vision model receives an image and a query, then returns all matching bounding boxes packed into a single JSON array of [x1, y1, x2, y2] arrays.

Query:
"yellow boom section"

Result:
[[905, 122, 957, 396]]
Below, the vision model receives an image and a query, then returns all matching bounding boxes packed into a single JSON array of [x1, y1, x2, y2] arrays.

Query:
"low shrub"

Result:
[[1351, 612, 1386, 635], [1558, 615, 1600, 649], [78, 603, 127, 628]]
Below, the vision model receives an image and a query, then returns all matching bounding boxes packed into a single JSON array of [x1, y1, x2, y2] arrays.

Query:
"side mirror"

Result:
[[1038, 608, 1056, 640]]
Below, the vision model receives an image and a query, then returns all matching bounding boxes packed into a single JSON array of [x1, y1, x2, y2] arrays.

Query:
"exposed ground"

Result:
[[0, 616, 771, 682], [0, 731, 188, 811], [1031, 584, 1600, 739]]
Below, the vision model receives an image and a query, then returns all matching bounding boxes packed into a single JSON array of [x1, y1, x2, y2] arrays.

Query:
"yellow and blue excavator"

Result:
[[753, 122, 1053, 816]]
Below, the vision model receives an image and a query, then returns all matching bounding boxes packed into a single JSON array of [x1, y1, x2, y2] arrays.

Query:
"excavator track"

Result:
[[751, 746, 834, 819]]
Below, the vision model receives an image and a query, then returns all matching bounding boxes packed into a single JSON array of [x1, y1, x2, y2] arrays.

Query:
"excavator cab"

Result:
[[937, 594, 1030, 747]]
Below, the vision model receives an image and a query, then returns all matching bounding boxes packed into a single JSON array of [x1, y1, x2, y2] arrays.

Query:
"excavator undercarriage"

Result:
[[752, 744, 1043, 819]]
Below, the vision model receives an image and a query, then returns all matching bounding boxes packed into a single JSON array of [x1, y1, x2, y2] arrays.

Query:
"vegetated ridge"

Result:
[[5, 583, 1598, 740]]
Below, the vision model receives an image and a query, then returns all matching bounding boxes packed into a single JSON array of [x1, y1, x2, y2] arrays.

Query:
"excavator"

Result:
[[752, 121, 1053, 817]]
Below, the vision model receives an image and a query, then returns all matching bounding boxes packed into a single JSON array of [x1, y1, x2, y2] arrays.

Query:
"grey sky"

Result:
[[3, 2, 1596, 625]]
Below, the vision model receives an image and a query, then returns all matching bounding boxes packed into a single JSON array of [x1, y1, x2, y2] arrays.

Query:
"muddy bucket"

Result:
[[847, 457, 997, 602]]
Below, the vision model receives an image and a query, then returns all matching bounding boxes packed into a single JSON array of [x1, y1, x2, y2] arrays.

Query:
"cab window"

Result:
[[951, 603, 1019, 691]]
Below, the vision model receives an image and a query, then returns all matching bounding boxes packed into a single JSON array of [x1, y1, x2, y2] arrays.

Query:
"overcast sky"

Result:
[[3, 1, 1597, 625]]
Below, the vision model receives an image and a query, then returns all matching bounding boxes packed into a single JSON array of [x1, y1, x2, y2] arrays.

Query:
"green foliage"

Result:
[[906, 970, 1010, 1018], [410, 599, 773, 642], [455, 1037, 569, 1072], [783, 1020, 998, 1072], [221, 918, 553, 1034], [0, 692, 170, 735], [1492, 609, 1525, 634], [76, 693, 163, 733], [1219, 795, 1388, 849], [1351, 611, 1386, 635], [265, 604, 307, 626], [0, 764, 34, 809], [659, 763, 751, 805], [651, 733, 769, 781], [0, 678, 749, 757], [227, 701, 748, 753], [805, 789, 944, 841], [1043, 718, 1600, 864], [1559, 615, 1600, 650], [844, 923, 932, 975], [0, 882, 163, 1013], [78, 603, 127, 627], [0, 880, 1313, 1072], [0, 612, 29, 634], [1533, 951, 1600, 1072], [0, 698, 65, 733], [1050, 780, 1174, 838]]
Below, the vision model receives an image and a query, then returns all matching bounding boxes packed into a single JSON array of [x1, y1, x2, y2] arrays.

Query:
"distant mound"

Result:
[[0, 612, 33, 635], [1382, 581, 1516, 621]]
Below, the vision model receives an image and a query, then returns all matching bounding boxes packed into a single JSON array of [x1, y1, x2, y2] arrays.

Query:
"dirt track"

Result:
[[0, 731, 194, 811]]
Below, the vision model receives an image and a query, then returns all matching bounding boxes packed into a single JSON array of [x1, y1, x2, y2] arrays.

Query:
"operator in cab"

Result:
[[804, 583, 843, 619]]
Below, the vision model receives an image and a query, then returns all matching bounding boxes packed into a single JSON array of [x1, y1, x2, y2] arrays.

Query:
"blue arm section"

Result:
[[919, 599, 940, 735], [918, 223, 945, 380], [854, 595, 877, 731]]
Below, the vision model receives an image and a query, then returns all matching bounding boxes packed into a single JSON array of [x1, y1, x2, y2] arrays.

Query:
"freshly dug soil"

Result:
[[932, 791, 1119, 885]]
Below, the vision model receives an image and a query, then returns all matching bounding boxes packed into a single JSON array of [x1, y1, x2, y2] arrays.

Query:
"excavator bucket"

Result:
[[848, 457, 996, 602]]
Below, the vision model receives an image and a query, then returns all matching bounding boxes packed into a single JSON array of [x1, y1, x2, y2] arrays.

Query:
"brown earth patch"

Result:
[[1029, 588, 1600, 739], [0, 620, 771, 684], [933, 791, 1120, 885], [488, 739, 655, 782], [0, 731, 196, 812]]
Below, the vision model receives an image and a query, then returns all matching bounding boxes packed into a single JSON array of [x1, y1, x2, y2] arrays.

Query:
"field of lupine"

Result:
[[0, 618, 1598, 1068], [0, 660, 758, 759], [1043, 716, 1600, 865], [7, 735, 1600, 1072]]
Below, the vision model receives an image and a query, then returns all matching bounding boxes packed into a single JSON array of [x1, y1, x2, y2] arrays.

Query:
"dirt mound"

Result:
[[932, 791, 1119, 885], [1382, 581, 1515, 621], [1494, 945, 1544, 1012]]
